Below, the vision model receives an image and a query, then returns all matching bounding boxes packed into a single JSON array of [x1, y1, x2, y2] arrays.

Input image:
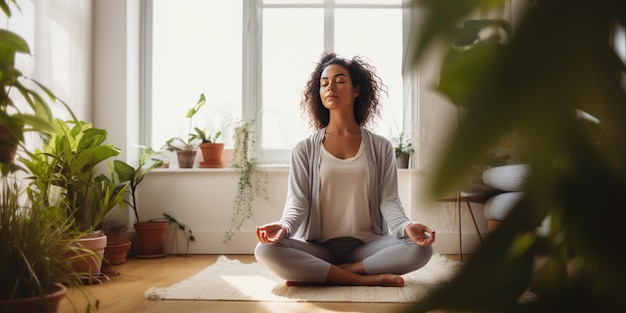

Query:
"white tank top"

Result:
[[318, 142, 376, 242]]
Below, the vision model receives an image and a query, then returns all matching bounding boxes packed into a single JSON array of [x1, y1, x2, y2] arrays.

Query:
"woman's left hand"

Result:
[[405, 223, 436, 247], [256, 222, 287, 244]]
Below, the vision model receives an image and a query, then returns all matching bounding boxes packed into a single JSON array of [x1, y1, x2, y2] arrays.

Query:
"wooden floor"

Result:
[[59, 254, 462, 313]]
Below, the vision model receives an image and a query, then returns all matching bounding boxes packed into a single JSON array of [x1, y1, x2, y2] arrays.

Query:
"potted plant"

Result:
[[224, 119, 266, 243], [20, 118, 128, 278], [392, 131, 414, 169], [0, 164, 97, 313], [113, 147, 169, 257], [114, 147, 195, 257], [162, 93, 207, 168], [100, 219, 132, 269], [193, 127, 224, 168]]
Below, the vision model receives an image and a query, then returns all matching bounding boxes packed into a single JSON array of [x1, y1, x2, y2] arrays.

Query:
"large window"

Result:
[[146, 0, 413, 164]]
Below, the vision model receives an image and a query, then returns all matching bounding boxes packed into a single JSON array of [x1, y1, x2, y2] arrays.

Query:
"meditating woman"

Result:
[[255, 52, 435, 287]]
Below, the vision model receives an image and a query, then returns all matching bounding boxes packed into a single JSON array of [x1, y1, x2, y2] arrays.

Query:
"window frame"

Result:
[[142, 0, 417, 165]]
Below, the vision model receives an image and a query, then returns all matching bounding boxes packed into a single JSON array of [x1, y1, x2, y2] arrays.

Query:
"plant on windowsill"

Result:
[[192, 127, 224, 168], [392, 131, 414, 169], [114, 147, 195, 257], [223, 119, 267, 243], [161, 93, 206, 168]]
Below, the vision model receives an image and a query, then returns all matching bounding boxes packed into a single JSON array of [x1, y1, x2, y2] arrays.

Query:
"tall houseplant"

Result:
[[405, 0, 626, 312]]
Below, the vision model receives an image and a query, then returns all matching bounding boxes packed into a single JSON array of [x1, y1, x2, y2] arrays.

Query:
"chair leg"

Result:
[[465, 201, 484, 242]]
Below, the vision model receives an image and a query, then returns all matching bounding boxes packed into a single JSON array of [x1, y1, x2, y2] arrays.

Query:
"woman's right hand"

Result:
[[256, 222, 286, 244]]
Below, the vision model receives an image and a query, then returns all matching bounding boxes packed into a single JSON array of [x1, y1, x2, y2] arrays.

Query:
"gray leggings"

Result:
[[254, 236, 433, 283]]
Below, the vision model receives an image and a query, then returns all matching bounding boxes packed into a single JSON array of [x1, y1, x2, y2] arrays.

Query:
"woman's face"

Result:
[[319, 64, 359, 111]]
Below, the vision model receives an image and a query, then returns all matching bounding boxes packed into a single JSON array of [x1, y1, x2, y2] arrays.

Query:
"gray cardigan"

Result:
[[279, 127, 413, 241]]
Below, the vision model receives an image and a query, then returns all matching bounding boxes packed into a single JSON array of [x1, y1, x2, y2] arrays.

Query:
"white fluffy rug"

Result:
[[145, 254, 461, 303]]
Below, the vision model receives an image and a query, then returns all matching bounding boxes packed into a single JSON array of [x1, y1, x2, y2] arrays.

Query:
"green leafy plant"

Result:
[[392, 131, 414, 157], [0, 163, 98, 311], [441, 17, 513, 186], [405, 0, 626, 312], [162, 93, 207, 151], [113, 147, 164, 224], [113, 149, 195, 254], [224, 119, 266, 243], [191, 127, 221, 144], [162, 213, 195, 255], [20, 118, 128, 233], [437, 18, 511, 107]]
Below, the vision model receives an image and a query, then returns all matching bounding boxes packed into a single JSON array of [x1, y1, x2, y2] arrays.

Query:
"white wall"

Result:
[[133, 166, 485, 255], [91, 0, 142, 223]]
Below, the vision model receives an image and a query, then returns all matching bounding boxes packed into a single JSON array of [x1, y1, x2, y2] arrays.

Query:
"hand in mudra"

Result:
[[256, 222, 286, 244], [405, 223, 436, 247]]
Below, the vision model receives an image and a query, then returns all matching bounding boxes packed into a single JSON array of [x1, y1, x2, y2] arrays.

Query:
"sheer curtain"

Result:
[[2, 0, 92, 126]]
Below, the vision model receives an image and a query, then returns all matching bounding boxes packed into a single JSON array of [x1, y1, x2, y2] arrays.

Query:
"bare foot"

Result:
[[375, 274, 405, 287], [287, 273, 404, 287]]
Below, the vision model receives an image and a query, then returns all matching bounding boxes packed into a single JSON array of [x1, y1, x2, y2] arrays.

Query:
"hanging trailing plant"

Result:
[[162, 213, 195, 256], [223, 119, 266, 243]]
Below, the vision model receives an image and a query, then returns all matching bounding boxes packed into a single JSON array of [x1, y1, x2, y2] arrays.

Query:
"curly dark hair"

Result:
[[300, 52, 386, 130]]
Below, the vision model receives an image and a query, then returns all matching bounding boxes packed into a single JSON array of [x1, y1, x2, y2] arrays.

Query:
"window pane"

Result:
[[335, 8, 404, 138], [151, 0, 242, 149], [147, 1, 408, 164], [262, 9, 323, 150], [261, 7, 404, 156]]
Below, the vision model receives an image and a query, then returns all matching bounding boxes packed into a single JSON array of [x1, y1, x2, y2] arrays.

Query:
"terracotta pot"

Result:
[[0, 125, 18, 163], [104, 230, 129, 245], [104, 241, 131, 265], [396, 153, 410, 169], [199, 142, 225, 168], [0, 283, 66, 313], [176, 150, 197, 168], [65, 231, 107, 277], [134, 221, 168, 258]]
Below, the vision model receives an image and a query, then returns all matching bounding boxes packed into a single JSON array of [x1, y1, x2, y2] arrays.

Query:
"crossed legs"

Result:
[[254, 236, 433, 287]]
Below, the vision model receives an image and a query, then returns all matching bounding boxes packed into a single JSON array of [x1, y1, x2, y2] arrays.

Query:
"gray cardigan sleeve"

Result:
[[279, 139, 312, 237], [365, 130, 413, 238], [279, 130, 323, 239]]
